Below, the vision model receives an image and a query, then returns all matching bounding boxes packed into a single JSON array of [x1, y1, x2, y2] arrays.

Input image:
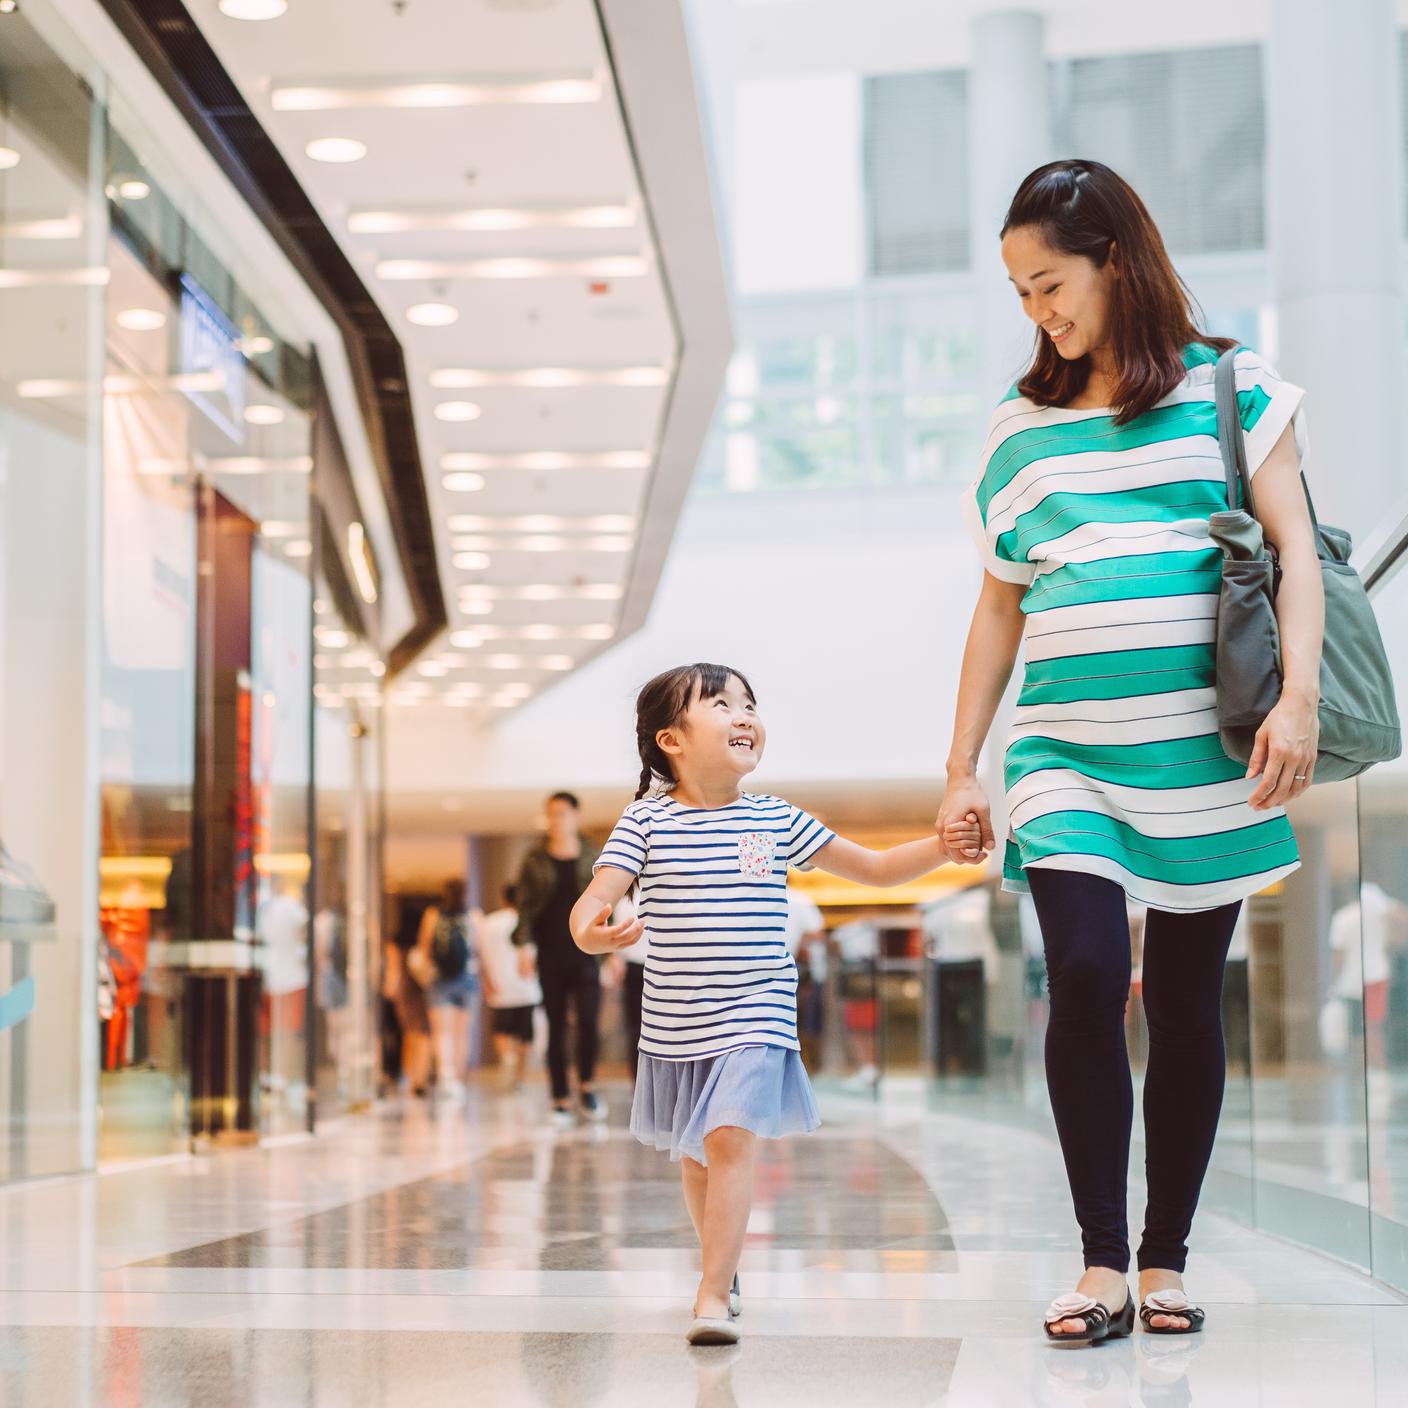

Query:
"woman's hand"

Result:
[[517, 945, 538, 981], [1246, 688, 1319, 809], [936, 776, 996, 864]]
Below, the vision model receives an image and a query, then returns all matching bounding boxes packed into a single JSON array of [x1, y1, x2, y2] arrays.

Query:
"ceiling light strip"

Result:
[[429, 366, 669, 390], [271, 73, 604, 111], [348, 204, 635, 235], [376, 256, 647, 281]]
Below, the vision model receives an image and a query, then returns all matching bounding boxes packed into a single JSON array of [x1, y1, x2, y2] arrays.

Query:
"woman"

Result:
[[415, 879, 477, 1099], [936, 160, 1323, 1344]]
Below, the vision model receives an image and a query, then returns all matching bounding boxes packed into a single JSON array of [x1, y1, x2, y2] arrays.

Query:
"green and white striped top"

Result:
[[964, 344, 1305, 912]]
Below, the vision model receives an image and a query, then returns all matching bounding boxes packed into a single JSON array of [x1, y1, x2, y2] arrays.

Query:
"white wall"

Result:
[[732, 74, 864, 295], [386, 483, 981, 829]]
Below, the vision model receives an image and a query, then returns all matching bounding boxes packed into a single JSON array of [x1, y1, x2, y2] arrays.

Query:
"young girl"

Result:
[[570, 662, 982, 1345]]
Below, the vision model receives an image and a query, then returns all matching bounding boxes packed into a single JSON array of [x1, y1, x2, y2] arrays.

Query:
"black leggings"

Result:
[[540, 959, 601, 1103], [1027, 868, 1240, 1274]]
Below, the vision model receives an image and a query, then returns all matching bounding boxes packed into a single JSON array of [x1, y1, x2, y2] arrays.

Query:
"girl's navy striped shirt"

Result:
[[595, 793, 834, 1060]]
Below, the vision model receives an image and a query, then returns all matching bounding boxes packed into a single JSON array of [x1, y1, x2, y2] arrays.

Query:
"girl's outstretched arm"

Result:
[[810, 819, 983, 888], [571, 867, 645, 954]]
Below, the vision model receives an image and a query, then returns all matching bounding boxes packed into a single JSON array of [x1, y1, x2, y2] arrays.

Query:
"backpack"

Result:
[[432, 913, 470, 981]]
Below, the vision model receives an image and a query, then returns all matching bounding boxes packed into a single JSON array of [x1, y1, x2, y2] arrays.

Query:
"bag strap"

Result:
[[1214, 346, 1322, 534], [1213, 347, 1254, 515]]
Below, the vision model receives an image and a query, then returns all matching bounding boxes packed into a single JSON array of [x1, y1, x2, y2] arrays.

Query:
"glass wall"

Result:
[[0, 14, 104, 1182], [1359, 551, 1408, 1289], [93, 124, 317, 1157], [311, 589, 384, 1117], [0, 2, 388, 1181]]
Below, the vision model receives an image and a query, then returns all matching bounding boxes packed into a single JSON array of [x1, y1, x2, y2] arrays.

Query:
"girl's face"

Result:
[[1001, 224, 1117, 365], [660, 674, 765, 782]]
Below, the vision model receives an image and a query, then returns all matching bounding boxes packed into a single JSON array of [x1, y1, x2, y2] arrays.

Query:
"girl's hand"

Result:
[[936, 779, 996, 864], [1247, 689, 1319, 809], [517, 945, 538, 981], [574, 903, 644, 954], [943, 812, 985, 863]]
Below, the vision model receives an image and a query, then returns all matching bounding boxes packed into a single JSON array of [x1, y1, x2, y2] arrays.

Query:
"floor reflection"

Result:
[[138, 1119, 953, 1274]]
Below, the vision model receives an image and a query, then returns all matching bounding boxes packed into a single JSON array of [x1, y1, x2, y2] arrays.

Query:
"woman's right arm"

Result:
[[937, 570, 1028, 863]]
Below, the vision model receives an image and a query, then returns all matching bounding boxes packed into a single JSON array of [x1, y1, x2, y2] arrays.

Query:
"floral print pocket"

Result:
[[737, 831, 777, 878]]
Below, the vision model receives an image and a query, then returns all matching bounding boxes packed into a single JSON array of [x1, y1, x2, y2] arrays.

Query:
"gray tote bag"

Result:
[[1208, 348, 1401, 782]]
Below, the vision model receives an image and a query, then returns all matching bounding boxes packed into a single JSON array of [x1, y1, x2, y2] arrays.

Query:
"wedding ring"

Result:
[[1294, 774, 1307, 781]]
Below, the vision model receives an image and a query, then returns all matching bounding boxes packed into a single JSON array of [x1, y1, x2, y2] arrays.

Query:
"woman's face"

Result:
[[1001, 224, 1116, 364]]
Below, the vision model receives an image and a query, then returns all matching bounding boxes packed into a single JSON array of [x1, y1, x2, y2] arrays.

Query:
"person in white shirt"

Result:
[[476, 886, 543, 1092], [784, 886, 826, 1068]]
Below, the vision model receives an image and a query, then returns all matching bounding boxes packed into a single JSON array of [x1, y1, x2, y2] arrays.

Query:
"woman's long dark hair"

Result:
[[633, 663, 756, 800], [1002, 159, 1234, 424]]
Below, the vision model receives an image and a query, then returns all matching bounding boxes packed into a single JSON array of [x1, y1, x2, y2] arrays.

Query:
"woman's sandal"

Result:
[[1043, 1287, 1135, 1346], [1139, 1289, 1205, 1335]]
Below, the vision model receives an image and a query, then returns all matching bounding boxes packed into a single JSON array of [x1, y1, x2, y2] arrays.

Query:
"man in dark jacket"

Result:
[[514, 792, 604, 1126]]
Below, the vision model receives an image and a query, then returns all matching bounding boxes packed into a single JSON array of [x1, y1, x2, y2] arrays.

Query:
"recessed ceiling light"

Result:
[[542, 656, 574, 671], [115, 307, 167, 332], [406, 302, 459, 327], [461, 600, 494, 616], [454, 551, 492, 571], [417, 661, 449, 677], [244, 404, 286, 426], [218, 0, 288, 18], [450, 631, 484, 648], [284, 540, 313, 558], [434, 401, 482, 423], [0, 147, 21, 171], [314, 626, 350, 648], [117, 179, 151, 200], [240, 335, 274, 355], [488, 655, 524, 670], [579, 624, 614, 640], [443, 472, 486, 493], [305, 137, 367, 164]]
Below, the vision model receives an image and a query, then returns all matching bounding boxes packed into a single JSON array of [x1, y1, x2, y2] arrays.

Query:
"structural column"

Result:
[[1267, 0, 1405, 545], [969, 10, 1052, 410], [967, 11, 1052, 850]]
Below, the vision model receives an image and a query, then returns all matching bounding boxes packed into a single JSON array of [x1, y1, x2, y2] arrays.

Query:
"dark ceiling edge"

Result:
[[95, 0, 446, 679]]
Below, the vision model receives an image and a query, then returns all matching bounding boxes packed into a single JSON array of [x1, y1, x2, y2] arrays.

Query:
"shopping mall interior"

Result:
[[2, 0, 1407, 1402]]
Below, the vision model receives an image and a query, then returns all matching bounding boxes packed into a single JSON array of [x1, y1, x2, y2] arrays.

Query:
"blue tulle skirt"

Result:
[[630, 1044, 821, 1166]]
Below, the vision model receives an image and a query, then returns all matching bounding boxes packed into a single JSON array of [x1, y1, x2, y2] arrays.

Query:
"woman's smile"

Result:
[[1046, 320, 1075, 344]]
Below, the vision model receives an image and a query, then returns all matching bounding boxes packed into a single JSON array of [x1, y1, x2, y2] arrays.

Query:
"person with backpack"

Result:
[[415, 878, 477, 1100]]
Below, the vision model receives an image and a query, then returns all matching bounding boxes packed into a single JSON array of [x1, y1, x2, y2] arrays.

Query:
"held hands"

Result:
[[943, 813, 986, 863], [574, 902, 645, 955], [1247, 689, 1319, 809], [936, 779, 998, 864]]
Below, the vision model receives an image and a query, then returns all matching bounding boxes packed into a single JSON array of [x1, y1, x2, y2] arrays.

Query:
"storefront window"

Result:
[[95, 128, 315, 1154]]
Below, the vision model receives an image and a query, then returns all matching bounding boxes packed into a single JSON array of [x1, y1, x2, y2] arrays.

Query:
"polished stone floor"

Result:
[[1, 1083, 1404, 1406]]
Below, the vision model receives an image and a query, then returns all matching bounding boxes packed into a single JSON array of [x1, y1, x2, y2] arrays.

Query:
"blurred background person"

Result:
[[416, 878, 477, 1100], [477, 885, 541, 1092], [391, 903, 433, 1098], [514, 791, 605, 1127], [784, 884, 827, 1070]]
